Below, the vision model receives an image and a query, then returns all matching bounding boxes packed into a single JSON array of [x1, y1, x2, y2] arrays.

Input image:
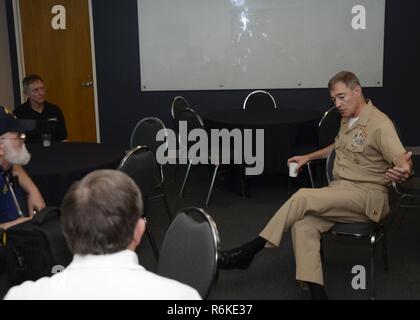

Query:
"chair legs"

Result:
[[180, 161, 246, 206], [206, 164, 220, 207], [382, 232, 389, 273], [369, 228, 389, 300], [178, 161, 225, 206], [173, 164, 180, 182], [240, 166, 249, 198], [179, 160, 193, 198], [149, 192, 172, 222], [144, 217, 159, 261], [163, 194, 172, 221], [322, 229, 388, 300], [142, 191, 171, 262], [398, 207, 409, 228], [307, 163, 315, 188], [369, 234, 376, 300]]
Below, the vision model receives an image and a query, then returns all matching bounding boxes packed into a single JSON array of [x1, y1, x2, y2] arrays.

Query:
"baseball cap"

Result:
[[0, 106, 35, 136]]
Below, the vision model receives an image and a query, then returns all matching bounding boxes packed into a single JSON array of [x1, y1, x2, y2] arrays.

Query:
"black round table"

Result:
[[205, 108, 321, 174], [24, 142, 126, 206]]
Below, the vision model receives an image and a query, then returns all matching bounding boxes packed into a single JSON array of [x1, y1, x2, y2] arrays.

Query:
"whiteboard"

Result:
[[138, 0, 385, 91]]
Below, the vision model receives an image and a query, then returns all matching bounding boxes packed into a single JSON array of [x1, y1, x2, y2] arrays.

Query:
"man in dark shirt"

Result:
[[13, 75, 67, 143]]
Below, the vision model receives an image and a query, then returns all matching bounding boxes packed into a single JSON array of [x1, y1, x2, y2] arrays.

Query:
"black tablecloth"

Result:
[[24, 142, 126, 206], [205, 108, 320, 174]]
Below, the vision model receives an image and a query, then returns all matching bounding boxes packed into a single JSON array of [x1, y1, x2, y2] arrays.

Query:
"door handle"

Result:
[[81, 81, 93, 87]]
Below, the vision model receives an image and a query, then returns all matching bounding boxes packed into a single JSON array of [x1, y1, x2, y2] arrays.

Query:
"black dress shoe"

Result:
[[219, 247, 254, 270]]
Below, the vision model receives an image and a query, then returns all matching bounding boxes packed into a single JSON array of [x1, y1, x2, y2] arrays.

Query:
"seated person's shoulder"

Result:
[[371, 108, 395, 131], [4, 276, 53, 300], [371, 106, 389, 121]]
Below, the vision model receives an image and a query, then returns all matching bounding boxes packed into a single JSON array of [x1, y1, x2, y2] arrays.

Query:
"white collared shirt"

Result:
[[4, 250, 201, 300]]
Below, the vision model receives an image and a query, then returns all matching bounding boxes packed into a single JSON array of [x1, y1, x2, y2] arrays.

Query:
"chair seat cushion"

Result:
[[330, 221, 379, 236]]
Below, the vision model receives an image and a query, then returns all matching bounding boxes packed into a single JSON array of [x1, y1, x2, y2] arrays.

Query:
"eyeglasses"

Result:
[[0, 133, 26, 141]]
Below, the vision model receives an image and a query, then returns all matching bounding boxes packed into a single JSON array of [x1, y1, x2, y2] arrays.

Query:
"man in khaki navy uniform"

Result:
[[218, 71, 413, 299]]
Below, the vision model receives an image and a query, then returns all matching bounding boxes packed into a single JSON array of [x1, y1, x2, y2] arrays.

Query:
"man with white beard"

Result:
[[0, 106, 45, 229]]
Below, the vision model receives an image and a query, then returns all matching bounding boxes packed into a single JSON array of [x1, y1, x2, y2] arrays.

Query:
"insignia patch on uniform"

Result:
[[3, 184, 9, 195], [352, 126, 368, 146]]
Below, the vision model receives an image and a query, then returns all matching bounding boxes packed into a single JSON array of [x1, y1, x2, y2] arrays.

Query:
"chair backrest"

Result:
[[130, 117, 168, 154], [157, 207, 220, 299], [243, 90, 277, 110], [171, 96, 191, 121], [176, 107, 206, 150], [318, 106, 341, 148], [176, 107, 205, 128], [117, 146, 162, 200], [326, 148, 336, 185]]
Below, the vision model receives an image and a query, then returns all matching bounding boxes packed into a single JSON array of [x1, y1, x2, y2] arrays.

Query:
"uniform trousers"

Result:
[[259, 179, 377, 285]]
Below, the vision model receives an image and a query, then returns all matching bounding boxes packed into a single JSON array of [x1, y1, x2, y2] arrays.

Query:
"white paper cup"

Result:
[[288, 162, 298, 178]]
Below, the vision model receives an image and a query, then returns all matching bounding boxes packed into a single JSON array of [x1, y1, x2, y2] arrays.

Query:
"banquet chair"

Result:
[[171, 96, 191, 123], [129, 118, 172, 218], [243, 90, 277, 110], [170, 97, 192, 180], [177, 107, 243, 206], [320, 149, 390, 300], [157, 207, 220, 299], [130, 117, 168, 154], [118, 146, 169, 260]]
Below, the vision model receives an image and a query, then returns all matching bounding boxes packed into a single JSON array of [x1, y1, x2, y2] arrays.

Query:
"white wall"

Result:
[[0, 0, 15, 108]]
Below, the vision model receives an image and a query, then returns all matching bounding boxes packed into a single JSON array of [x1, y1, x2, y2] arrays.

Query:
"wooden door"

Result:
[[19, 0, 97, 142]]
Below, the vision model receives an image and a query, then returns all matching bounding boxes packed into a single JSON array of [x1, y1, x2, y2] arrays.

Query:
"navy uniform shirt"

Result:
[[14, 101, 68, 143], [0, 167, 22, 224]]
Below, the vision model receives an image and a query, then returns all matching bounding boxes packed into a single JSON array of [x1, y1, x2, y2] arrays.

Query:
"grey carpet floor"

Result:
[[141, 165, 420, 300], [1, 165, 419, 300]]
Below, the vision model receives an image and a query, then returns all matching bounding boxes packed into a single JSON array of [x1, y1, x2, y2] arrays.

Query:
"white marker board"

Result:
[[138, 0, 385, 91]]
